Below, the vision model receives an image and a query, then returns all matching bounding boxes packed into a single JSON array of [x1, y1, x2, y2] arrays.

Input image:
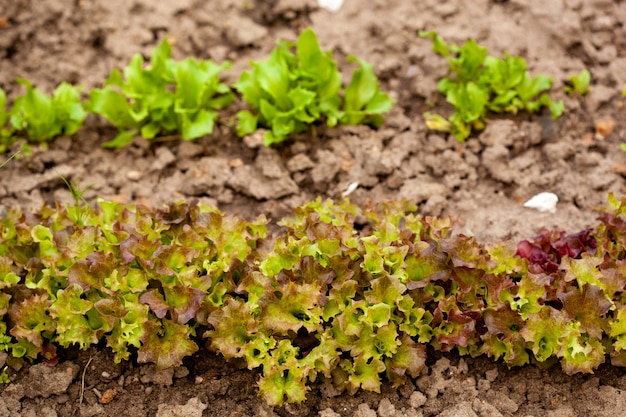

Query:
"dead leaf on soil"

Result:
[[0, 16, 10, 29], [99, 388, 118, 404], [595, 119, 616, 138]]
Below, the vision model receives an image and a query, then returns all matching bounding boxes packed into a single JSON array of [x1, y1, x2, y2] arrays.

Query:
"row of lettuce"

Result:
[[0, 28, 393, 151], [1, 28, 610, 153], [2, 194, 626, 404]]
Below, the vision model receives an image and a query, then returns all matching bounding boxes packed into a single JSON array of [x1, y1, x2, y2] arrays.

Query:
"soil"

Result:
[[1, 0, 626, 416]]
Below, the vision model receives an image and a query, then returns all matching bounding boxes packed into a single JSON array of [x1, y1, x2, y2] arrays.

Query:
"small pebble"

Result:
[[243, 132, 264, 148], [127, 170, 142, 181], [409, 391, 427, 409], [595, 119, 616, 138], [99, 388, 118, 404], [485, 368, 499, 382]]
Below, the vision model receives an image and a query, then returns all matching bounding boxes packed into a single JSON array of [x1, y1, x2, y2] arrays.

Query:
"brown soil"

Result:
[[1, 0, 626, 416]]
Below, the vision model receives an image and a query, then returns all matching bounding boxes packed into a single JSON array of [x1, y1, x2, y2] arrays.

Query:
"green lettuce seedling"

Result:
[[0, 89, 14, 152], [420, 31, 564, 141], [89, 39, 234, 148], [565, 69, 590, 95], [235, 28, 394, 146], [9, 79, 86, 144]]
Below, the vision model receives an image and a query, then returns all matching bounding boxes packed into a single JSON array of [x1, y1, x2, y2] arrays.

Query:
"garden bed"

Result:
[[0, 0, 626, 416]]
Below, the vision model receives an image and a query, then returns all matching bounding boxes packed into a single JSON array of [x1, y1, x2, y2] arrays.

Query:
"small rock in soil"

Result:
[[177, 141, 204, 159], [409, 391, 427, 409], [472, 399, 504, 417], [156, 397, 207, 417], [257, 402, 280, 417], [275, 0, 317, 15], [228, 165, 299, 200], [79, 403, 105, 417], [0, 384, 22, 416], [139, 364, 174, 387], [225, 15, 268, 46], [174, 366, 189, 379], [287, 153, 315, 172], [20, 405, 58, 417], [151, 147, 177, 172], [398, 177, 449, 205], [585, 84, 616, 113], [377, 398, 397, 417], [353, 403, 377, 417], [127, 170, 142, 181], [484, 389, 519, 414], [318, 408, 341, 417], [23, 361, 80, 399], [438, 401, 478, 417], [482, 145, 513, 184], [547, 406, 576, 417], [479, 120, 516, 148], [258, 148, 289, 179], [311, 150, 342, 184]]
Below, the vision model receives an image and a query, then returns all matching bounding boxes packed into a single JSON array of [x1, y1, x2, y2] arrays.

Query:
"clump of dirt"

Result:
[[1, 0, 626, 416]]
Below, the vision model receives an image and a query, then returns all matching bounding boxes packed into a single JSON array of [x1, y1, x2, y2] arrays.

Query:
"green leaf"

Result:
[[343, 356, 386, 394], [206, 298, 260, 359], [234, 71, 262, 108], [483, 54, 526, 95], [447, 82, 488, 123], [9, 79, 84, 143], [384, 335, 427, 383], [609, 306, 626, 351], [559, 284, 612, 340], [92, 39, 231, 147], [559, 325, 606, 374], [344, 56, 377, 112], [261, 282, 323, 333], [138, 318, 198, 369], [180, 109, 217, 140], [164, 285, 205, 324], [9, 294, 55, 352], [102, 129, 137, 149], [419, 30, 451, 58], [258, 340, 307, 405], [236, 110, 259, 137], [422, 31, 562, 139], [253, 51, 292, 110], [565, 69, 590, 95], [49, 284, 98, 349], [236, 29, 392, 144], [107, 296, 149, 363], [423, 112, 452, 132], [451, 40, 488, 83], [521, 306, 566, 362], [89, 88, 138, 128], [365, 275, 406, 306], [353, 323, 400, 360], [517, 74, 552, 103]]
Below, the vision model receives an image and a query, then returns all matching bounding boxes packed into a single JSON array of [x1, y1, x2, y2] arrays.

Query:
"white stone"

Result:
[[523, 192, 558, 213], [317, 0, 344, 13]]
